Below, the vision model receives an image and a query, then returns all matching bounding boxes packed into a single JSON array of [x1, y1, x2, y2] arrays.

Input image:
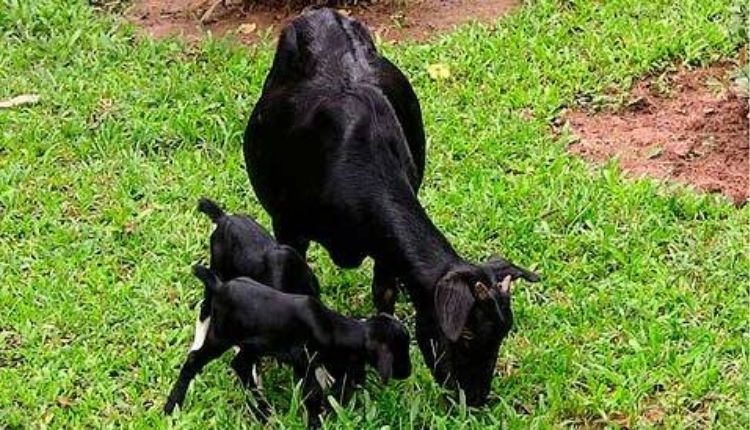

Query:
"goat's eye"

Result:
[[460, 329, 475, 341]]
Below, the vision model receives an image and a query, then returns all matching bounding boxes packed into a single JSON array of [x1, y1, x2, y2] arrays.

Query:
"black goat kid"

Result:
[[164, 266, 411, 427]]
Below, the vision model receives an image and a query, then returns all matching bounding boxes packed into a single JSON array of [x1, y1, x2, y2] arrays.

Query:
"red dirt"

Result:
[[128, 0, 518, 44], [565, 63, 749, 205]]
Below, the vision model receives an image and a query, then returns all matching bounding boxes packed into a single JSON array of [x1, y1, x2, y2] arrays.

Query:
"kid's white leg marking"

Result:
[[189, 315, 211, 352], [252, 364, 263, 388], [314, 366, 335, 391]]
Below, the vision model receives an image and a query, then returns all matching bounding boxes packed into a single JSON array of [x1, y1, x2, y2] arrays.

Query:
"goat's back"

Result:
[[244, 8, 426, 268], [263, 8, 377, 91]]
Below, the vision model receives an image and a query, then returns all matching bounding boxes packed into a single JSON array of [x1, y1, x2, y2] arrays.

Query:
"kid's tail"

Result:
[[193, 264, 221, 321], [193, 264, 221, 294], [197, 198, 226, 223]]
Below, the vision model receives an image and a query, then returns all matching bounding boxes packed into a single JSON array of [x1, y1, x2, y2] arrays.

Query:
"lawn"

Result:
[[0, 0, 747, 428]]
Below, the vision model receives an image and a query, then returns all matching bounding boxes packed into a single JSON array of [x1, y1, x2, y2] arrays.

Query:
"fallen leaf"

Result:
[[337, 9, 350, 16], [42, 410, 54, 424], [626, 96, 651, 112], [427, 63, 451, 80], [167, 287, 179, 303], [0, 94, 40, 109], [609, 411, 631, 427], [644, 407, 666, 424], [520, 108, 534, 121], [57, 396, 73, 408], [512, 400, 532, 414], [237, 23, 256, 34], [646, 146, 664, 159], [123, 220, 137, 234]]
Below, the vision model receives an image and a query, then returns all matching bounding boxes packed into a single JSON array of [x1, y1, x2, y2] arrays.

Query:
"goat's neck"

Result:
[[374, 191, 462, 290], [308, 300, 366, 350]]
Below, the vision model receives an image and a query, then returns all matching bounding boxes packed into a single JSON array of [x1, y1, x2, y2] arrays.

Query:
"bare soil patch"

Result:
[[564, 63, 749, 205], [128, 0, 518, 44]]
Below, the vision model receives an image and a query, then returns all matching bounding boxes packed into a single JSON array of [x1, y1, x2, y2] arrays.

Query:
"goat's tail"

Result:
[[193, 264, 221, 294], [197, 198, 226, 223], [193, 264, 221, 320]]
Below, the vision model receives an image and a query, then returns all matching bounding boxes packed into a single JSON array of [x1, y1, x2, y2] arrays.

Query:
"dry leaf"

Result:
[[337, 9, 350, 16], [0, 94, 40, 109], [57, 396, 73, 408], [237, 23, 257, 34], [646, 146, 664, 159], [520, 108, 534, 121], [123, 220, 137, 235], [426, 63, 451, 80], [644, 407, 666, 424], [42, 410, 54, 424]]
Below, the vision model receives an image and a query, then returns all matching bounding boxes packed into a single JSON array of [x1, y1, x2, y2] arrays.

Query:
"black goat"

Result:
[[164, 266, 411, 426], [243, 8, 539, 406]]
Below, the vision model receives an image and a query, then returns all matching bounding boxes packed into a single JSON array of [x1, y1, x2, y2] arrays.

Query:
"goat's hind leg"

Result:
[[231, 347, 272, 422], [164, 331, 229, 414], [272, 220, 310, 260]]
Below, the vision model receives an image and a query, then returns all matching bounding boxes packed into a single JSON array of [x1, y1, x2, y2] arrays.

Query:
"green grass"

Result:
[[1, 0, 747, 428]]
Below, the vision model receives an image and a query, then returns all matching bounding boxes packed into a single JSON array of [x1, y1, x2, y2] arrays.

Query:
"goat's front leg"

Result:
[[372, 260, 399, 314], [331, 375, 356, 408], [231, 347, 272, 422], [164, 336, 229, 414]]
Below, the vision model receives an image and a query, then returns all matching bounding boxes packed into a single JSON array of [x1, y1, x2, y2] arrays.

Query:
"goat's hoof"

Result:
[[163, 400, 177, 415]]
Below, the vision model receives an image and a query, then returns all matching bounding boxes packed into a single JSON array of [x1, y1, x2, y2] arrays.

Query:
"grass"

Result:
[[0, 0, 747, 428]]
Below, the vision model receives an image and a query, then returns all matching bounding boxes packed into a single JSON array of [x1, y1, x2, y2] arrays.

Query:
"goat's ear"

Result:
[[434, 272, 475, 342], [375, 345, 394, 383], [486, 257, 540, 283]]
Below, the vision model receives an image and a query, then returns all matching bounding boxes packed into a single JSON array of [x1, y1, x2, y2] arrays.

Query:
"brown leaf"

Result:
[[646, 146, 664, 159], [123, 220, 137, 235], [644, 407, 666, 424], [0, 94, 40, 109], [520, 108, 534, 121], [609, 411, 631, 427], [57, 396, 73, 408], [237, 23, 256, 34]]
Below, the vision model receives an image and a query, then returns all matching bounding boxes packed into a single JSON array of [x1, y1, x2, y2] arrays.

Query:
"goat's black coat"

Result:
[[243, 8, 540, 406], [164, 266, 411, 427], [197, 198, 319, 298]]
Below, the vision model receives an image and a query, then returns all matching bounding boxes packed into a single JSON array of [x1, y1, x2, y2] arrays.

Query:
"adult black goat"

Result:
[[243, 8, 539, 406]]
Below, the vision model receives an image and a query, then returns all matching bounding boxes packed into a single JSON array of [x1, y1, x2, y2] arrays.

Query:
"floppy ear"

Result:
[[486, 257, 540, 283], [375, 345, 394, 383], [434, 272, 475, 342]]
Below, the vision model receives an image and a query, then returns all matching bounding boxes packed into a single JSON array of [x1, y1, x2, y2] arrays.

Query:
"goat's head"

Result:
[[418, 257, 539, 406], [363, 313, 412, 383]]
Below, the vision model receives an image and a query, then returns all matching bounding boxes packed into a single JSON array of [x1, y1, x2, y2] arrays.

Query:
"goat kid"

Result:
[[164, 265, 411, 427]]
